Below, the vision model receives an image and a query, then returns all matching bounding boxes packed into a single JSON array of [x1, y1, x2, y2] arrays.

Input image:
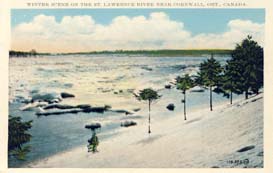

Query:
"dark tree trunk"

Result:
[[210, 86, 213, 111], [148, 100, 151, 134], [230, 91, 233, 105], [245, 90, 249, 99], [184, 90, 187, 120]]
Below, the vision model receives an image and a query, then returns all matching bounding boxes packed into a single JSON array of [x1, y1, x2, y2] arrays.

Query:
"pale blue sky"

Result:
[[11, 9, 265, 35], [11, 9, 265, 52]]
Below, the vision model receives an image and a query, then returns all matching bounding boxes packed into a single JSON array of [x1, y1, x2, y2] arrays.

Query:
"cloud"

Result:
[[11, 12, 264, 53]]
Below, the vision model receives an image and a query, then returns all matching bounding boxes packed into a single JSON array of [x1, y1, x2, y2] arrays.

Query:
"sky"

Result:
[[11, 9, 265, 53]]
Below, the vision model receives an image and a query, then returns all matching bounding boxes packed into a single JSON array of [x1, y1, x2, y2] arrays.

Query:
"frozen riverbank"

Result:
[[28, 93, 263, 168]]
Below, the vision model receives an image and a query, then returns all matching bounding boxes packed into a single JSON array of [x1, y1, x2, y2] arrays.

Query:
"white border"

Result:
[[1, 0, 273, 172]]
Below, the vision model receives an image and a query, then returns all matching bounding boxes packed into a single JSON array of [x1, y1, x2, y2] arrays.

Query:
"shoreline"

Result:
[[9, 49, 232, 58], [26, 93, 263, 168]]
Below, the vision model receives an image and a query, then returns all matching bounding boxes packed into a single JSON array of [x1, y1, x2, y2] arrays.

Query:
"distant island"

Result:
[[9, 49, 232, 57]]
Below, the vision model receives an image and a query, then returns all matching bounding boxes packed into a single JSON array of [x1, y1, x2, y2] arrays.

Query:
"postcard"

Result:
[[0, 0, 273, 172]]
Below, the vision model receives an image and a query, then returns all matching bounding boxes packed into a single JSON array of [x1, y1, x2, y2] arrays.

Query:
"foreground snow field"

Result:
[[28, 93, 263, 168]]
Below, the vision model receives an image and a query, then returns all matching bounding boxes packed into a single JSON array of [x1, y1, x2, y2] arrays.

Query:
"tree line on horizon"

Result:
[[9, 49, 232, 57], [9, 49, 38, 57]]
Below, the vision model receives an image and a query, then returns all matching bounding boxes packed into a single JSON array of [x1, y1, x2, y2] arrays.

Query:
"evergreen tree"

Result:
[[88, 131, 99, 153], [217, 59, 242, 104], [176, 74, 194, 120], [231, 35, 263, 99], [134, 88, 160, 134], [197, 54, 222, 111], [9, 116, 32, 160]]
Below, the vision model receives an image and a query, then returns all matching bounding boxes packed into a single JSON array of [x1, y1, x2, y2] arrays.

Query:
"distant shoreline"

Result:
[[9, 49, 232, 57]]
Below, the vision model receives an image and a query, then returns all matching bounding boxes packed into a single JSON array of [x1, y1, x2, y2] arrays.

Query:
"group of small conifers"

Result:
[[134, 36, 263, 134]]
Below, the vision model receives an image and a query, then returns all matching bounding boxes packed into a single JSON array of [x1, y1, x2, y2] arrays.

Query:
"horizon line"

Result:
[[9, 48, 233, 55]]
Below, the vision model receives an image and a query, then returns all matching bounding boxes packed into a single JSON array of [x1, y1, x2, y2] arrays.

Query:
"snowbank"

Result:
[[28, 93, 263, 168]]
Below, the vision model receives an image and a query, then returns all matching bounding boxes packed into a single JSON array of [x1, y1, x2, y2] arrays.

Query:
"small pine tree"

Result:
[[217, 59, 242, 104], [176, 74, 194, 120], [197, 54, 222, 111], [88, 131, 99, 153], [8, 116, 32, 160], [134, 88, 160, 134]]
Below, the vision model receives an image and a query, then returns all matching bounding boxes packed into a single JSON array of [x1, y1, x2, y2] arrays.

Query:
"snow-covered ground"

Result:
[[28, 93, 263, 168]]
